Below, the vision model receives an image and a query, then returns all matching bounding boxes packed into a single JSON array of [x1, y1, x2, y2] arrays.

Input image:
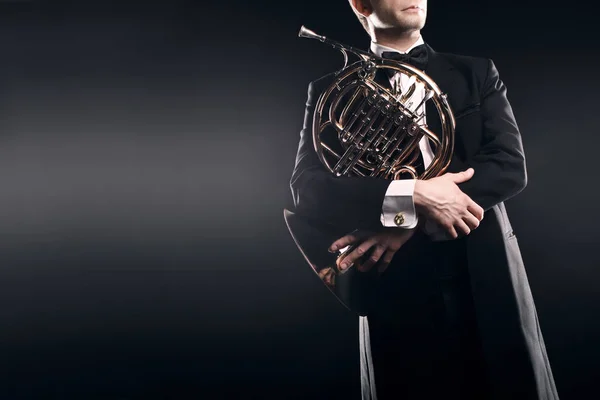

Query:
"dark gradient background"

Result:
[[0, 0, 598, 399]]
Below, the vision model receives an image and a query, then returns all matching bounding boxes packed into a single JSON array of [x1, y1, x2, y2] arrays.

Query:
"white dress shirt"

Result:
[[370, 39, 431, 221]]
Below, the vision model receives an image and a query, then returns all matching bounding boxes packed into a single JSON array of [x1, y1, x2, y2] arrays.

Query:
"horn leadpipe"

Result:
[[298, 26, 376, 61]]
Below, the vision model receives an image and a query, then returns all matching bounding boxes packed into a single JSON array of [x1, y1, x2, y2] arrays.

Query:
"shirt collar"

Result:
[[370, 36, 425, 57]]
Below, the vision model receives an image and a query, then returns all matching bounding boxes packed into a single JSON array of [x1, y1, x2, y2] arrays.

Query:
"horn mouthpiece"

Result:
[[298, 26, 325, 41]]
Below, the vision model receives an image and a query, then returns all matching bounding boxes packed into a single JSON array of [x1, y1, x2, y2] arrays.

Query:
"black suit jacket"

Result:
[[290, 45, 526, 230], [288, 44, 559, 399]]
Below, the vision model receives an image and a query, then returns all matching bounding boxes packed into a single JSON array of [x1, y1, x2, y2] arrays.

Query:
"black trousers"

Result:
[[367, 232, 489, 399]]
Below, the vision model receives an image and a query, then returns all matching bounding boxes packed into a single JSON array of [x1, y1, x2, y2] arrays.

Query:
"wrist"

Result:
[[413, 180, 425, 211]]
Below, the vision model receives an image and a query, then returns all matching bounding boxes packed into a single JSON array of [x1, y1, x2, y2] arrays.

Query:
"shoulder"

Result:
[[436, 52, 500, 85], [434, 50, 494, 80], [307, 71, 338, 96], [299, 71, 339, 106]]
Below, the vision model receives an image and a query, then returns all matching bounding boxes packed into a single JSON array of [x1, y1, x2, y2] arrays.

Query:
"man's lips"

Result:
[[402, 5, 423, 11]]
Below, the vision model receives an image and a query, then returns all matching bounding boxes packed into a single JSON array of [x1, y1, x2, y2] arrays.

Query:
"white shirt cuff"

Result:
[[380, 180, 418, 228]]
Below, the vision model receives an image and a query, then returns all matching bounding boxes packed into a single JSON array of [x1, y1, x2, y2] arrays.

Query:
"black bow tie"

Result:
[[381, 44, 428, 71]]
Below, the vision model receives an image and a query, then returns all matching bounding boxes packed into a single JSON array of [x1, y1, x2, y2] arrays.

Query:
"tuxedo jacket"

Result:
[[288, 44, 559, 399]]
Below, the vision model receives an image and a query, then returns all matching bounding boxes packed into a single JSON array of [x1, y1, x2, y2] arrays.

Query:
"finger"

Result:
[[338, 237, 377, 271], [359, 244, 387, 272], [463, 212, 480, 230], [466, 200, 484, 221], [377, 250, 396, 274], [329, 231, 362, 253], [445, 168, 474, 184], [443, 223, 459, 239], [455, 219, 471, 236]]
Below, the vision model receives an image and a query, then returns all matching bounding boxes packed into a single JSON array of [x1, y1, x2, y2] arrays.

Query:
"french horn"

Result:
[[284, 26, 455, 315]]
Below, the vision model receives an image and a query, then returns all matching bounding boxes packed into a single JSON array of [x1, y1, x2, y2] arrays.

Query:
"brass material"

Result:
[[286, 27, 456, 312], [394, 213, 405, 226]]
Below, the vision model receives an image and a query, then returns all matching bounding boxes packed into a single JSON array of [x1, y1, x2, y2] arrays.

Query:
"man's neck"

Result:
[[371, 28, 422, 52]]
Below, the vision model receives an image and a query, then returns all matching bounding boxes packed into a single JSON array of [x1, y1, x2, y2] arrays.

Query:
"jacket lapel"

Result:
[[423, 44, 471, 173], [424, 44, 470, 113]]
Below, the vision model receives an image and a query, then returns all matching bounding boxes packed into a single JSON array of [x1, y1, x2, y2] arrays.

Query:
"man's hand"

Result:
[[328, 228, 416, 274], [413, 168, 484, 239]]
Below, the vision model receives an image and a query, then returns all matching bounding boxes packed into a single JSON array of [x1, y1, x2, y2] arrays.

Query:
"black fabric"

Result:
[[369, 233, 489, 399]]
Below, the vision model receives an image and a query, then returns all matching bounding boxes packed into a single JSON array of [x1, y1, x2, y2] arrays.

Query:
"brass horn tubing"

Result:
[[358, 72, 451, 179], [420, 125, 442, 147], [330, 83, 371, 143], [321, 142, 341, 159], [420, 130, 449, 178], [390, 151, 421, 179], [312, 64, 368, 169], [406, 148, 421, 165], [352, 70, 452, 178], [392, 165, 418, 180], [374, 109, 424, 170], [362, 97, 397, 151], [397, 84, 454, 180], [335, 104, 384, 176], [373, 125, 404, 171], [378, 122, 409, 154], [414, 126, 448, 178], [386, 129, 424, 167], [382, 62, 439, 94], [349, 166, 367, 177], [399, 76, 418, 104], [376, 63, 452, 131], [352, 111, 394, 173], [312, 64, 385, 176], [362, 77, 398, 103], [318, 119, 384, 174], [367, 96, 406, 149], [342, 122, 387, 176], [400, 84, 416, 104], [317, 120, 374, 175], [302, 36, 441, 114], [366, 119, 408, 178], [329, 77, 375, 143], [369, 117, 396, 155], [311, 55, 455, 179], [375, 127, 422, 178], [420, 104, 455, 179], [337, 96, 394, 177], [338, 84, 365, 130], [341, 94, 382, 146], [298, 26, 378, 64], [361, 76, 424, 124], [431, 97, 455, 172], [369, 64, 424, 104], [376, 106, 416, 154], [320, 141, 373, 175], [360, 92, 418, 158], [385, 142, 422, 178], [341, 91, 382, 145], [421, 149, 447, 178]]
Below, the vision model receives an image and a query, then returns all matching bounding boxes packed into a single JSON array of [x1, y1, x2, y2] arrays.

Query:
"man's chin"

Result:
[[387, 23, 425, 32], [393, 15, 426, 30]]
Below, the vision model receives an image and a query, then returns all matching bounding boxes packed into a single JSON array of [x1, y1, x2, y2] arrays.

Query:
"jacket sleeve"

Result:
[[289, 80, 392, 231], [457, 59, 528, 211]]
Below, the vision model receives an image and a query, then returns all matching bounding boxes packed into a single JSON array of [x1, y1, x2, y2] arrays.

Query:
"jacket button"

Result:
[[394, 213, 405, 226]]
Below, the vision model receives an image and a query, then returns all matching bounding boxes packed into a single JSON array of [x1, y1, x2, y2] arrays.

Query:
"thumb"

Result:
[[447, 168, 474, 183]]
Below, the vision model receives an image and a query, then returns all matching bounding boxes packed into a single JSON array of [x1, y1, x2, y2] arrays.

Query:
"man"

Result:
[[288, 0, 559, 399]]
